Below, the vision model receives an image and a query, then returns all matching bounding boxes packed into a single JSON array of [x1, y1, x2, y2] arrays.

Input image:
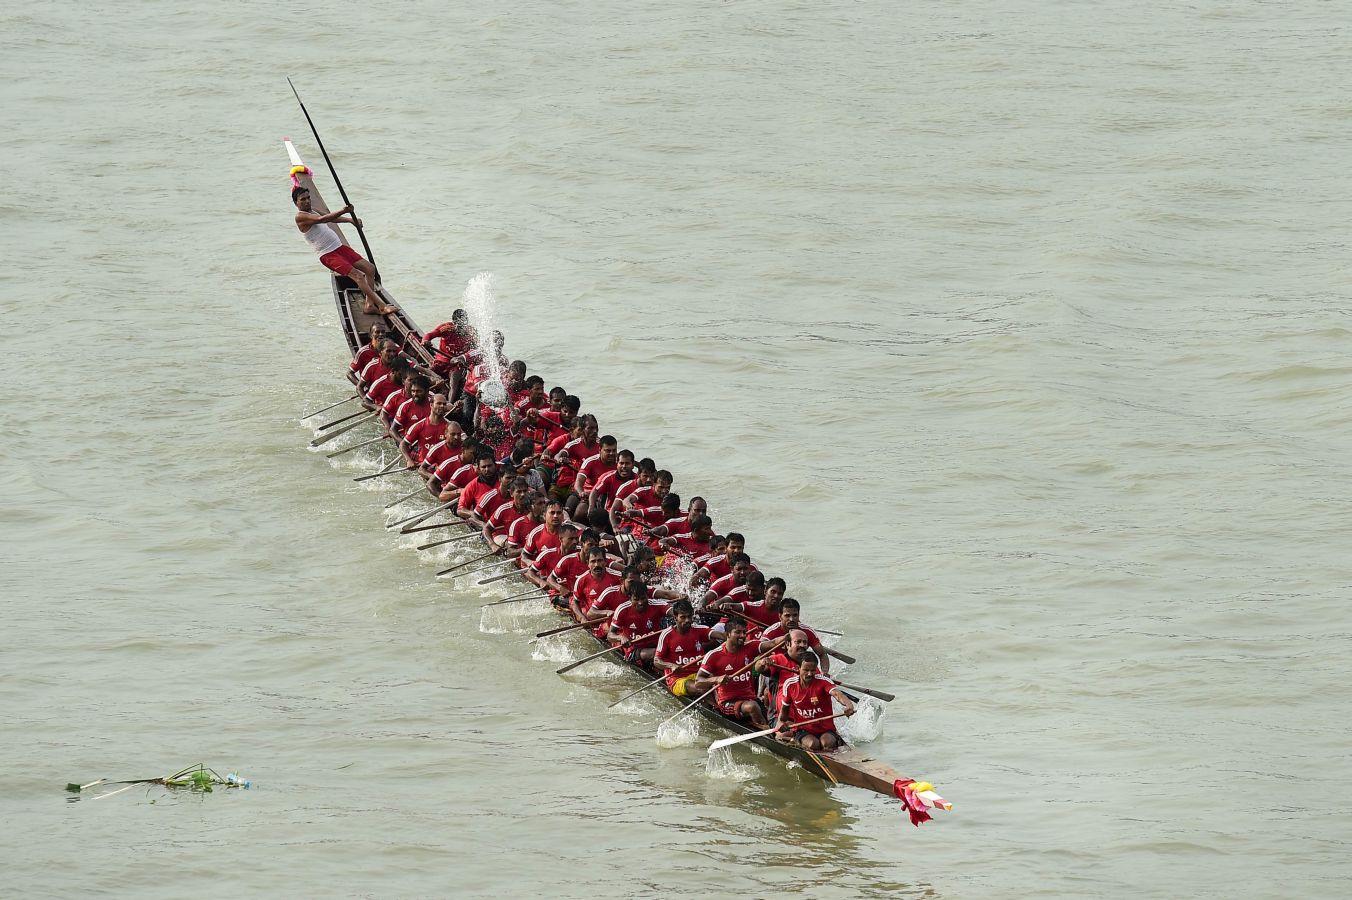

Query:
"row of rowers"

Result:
[[344, 317, 856, 751]]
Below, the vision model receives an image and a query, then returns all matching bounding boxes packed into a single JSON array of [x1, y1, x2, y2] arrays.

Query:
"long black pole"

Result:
[[287, 77, 381, 283]]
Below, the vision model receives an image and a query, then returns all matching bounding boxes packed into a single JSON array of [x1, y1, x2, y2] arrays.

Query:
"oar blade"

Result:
[[707, 727, 774, 754]]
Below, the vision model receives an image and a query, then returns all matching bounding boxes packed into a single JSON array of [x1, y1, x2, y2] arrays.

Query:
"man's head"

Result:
[[766, 576, 786, 608], [654, 470, 673, 500], [406, 374, 431, 405], [688, 515, 714, 544], [367, 322, 389, 345], [579, 528, 600, 557], [444, 420, 465, 448], [745, 570, 766, 602], [510, 476, 531, 506], [588, 546, 610, 577], [731, 553, 752, 584], [636, 458, 657, 486], [725, 532, 745, 558], [687, 496, 707, 522], [660, 492, 681, 518], [797, 651, 820, 681], [475, 451, 498, 482], [429, 393, 449, 420], [580, 415, 599, 444], [625, 579, 649, 610], [778, 597, 801, 629], [292, 186, 311, 209], [671, 598, 694, 629], [544, 500, 564, 529], [616, 449, 636, 479], [599, 435, 617, 466], [725, 619, 747, 651], [786, 628, 810, 661], [559, 524, 578, 551], [620, 563, 642, 593]]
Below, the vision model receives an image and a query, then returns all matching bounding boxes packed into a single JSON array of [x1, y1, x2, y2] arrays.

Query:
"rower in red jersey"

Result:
[[610, 457, 655, 533], [757, 597, 830, 675], [545, 527, 599, 600], [357, 340, 399, 399], [774, 652, 854, 752], [569, 546, 623, 622], [694, 620, 772, 728], [654, 511, 713, 559], [557, 415, 601, 514], [455, 451, 500, 525], [348, 321, 389, 385], [654, 599, 712, 698], [508, 494, 550, 571], [709, 570, 771, 637], [365, 355, 410, 409], [512, 375, 547, 420], [420, 309, 471, 360], [432, 438, 478, 503], [586, 448, 635, 533], [415, 418, 464, 474], [520, 500, 566, 569], [400, 393, 448, 466], [544, 417, 585, 501], [572, 434, 618, 527], [584, 564, 643, 638], [625, 492, 681, 552], [392, 374, 433, 436], [530, 390, 577, 447], [606, 581, 670, 666], [620, 467, 672, 516], [696, 532, 756, 584], [755, 626, 811, 715], [482, 477, 531, 552], [529, 522, 575, 600], [701, 553, 752, 607]]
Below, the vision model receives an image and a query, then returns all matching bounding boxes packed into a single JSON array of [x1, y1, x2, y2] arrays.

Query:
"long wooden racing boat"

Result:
[[284, 140, 949, 822]]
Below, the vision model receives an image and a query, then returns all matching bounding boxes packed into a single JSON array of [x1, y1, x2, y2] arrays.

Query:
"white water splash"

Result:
[[656, 716, 700, 748], [461, 272, 508, 409], [837, 696, 885, 744], [478, 598, 551, 634], [530, 633, 577, 663], [705, 746, 758, 782]]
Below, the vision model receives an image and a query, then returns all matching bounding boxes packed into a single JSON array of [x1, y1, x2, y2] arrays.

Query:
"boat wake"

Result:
[[530, 634, 576, 663]]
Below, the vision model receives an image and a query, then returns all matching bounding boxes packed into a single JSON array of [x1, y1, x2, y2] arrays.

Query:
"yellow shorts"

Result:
[[672, 675, 696, 697]]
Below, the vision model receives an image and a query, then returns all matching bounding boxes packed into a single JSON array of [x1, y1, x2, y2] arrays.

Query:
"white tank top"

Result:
[[302, 220, 344, 255]]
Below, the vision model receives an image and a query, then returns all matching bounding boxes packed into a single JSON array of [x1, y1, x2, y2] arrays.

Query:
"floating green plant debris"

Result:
[[66, 764, 251, 801]]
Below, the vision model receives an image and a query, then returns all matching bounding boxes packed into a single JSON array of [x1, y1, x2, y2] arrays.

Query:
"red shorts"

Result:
[[319, 244, 362, 276]]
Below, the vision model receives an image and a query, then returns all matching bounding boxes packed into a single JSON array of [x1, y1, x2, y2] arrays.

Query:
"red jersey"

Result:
[[728, 598, 777, 629], [654, 624, 712, 688], [436, 458, 477, 490], [514, 394, 547, 416], [671, 532, 712, 558], [613, 478, 647, 510], [420, 438, 455, 470], [586, 584, 626, 637], [530, 542, 564, 577], [624, 484, 661, 510], [404, 420, 444, 462], [524, 524, 563, 561], [549, 551, 588, 593], [507, 515, 542, 550], [706, 573, 744, 600], [576, 453, 616, 495], [457, 477, 498, 514], [574, 571, 621, 616], [422, 322, 471, 358], [698, 644, 760, 704], [777, 674, 838, 735], [562, 437, 600, 469], [535, 409, 570, 444], [381, 388, 406, 419], [702, 555, 756, 583], [609, 601, 670, 651], [487, 501, 527, 539], [358, 357, 388, 388], [394, 397, 431, 433], [591, 469, 634, 511], [366, 373, 399, 406], [350, 342, 380, 375]]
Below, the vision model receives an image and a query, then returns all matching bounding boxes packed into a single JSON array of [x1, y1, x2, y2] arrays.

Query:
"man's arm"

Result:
[[296, 205, 357, 227]]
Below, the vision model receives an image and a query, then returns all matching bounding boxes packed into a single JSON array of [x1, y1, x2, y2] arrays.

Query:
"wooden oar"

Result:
[[435, 549, 496, 577], [288, 77, 382, 282], [385, 485, 432, 508], [456, 556, 514, 579], [556, 629, 660, 675], [309, 412, 375, 447], [483, 588, 549, 606], [607, 674, 667, 708], [316, 406, 372, 431], [477, 566, 525, 586], [535, 617, 607, 639], [657, 638, 785, 729], [303, 393, 358, 419], [823, 646, 856, 665], [416, 531, 482, 551], [707, 712, 843, 753], [326, 434, 388, 458], [401, 517, 469, 535], [355, 463, 414, 483], [387, 500, 452, 529]]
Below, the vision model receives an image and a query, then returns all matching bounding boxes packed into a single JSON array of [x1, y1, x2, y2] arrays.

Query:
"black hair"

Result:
[[726, 532, 745, 545], [580, 528, 600, 545], [655, 469, 673, 483], [781, 597, 800, 612], [661, 493, 681, 512], [671, 598, 694, 617], [564, 395, 582, 413], [689, 514, 713, 532], [618, 448, 635, 461], [625, 580, 648, 600], [766, 576, 786, 592], [291, 185, 309, 202], [730, 552, 751, 566], [407, 374, 431, 391], [599, 434, 617, 447], [637, 458, 657, 475], [589, 545, 610, 561], [525, 375, 545, 389], [746, 570, 766, 589], [800, 651, 820, 668]]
